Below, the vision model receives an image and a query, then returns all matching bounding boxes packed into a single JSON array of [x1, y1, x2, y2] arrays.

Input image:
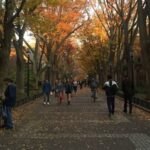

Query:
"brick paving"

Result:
[[0, 88, 150, 150]]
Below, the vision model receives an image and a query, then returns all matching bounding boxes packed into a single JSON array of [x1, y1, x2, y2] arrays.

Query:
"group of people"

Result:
[[103, 75, 134, 117], [88, 74, 134, 117], [0, 74, 134, 130], [42, 79, 78, 105]]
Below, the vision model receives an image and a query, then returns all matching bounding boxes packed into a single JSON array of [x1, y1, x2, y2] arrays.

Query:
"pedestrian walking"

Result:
[[79, 80, 83, 89], [42, 80, 52, 105], [1, 78, 16, 129], [122, 75, 134, 114], [73, 80, 78, 94], [65, 79, 73, 105], [55, 79, 64, 104], [90, 78, 99, 102], [103, 75, 118, 117]]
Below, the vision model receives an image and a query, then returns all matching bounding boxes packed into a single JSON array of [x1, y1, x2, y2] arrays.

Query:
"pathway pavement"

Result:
[[0, 88, 150, 150]]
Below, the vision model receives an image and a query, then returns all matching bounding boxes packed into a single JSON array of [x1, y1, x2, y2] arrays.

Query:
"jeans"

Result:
[[4, 106, 13, 128], [107, 96, 115, 114], [43, 93, 50, 103]]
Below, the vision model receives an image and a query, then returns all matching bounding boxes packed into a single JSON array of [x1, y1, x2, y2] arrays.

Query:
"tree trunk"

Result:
[[0, 23, 13, 92], [13, 24, 26, 95], [138, 0, 150, 99]]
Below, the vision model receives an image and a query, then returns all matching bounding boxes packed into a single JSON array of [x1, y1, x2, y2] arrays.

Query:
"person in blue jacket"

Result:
[[2, 78, 16, 129], [42, 80, 52, 105]]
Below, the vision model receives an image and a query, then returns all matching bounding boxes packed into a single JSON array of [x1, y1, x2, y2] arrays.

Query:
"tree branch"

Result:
[[8, 0, 26, 24]]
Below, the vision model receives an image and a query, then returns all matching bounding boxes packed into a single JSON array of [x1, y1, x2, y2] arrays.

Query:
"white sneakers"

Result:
[[43, 102, 50, 105]]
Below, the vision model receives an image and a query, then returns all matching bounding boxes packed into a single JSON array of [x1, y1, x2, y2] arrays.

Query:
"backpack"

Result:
[[109, 81, 118, 95]]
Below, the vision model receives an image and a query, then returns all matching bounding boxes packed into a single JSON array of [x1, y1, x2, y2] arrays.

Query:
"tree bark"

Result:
[[13, 24, 26, 95], [138, 0, 150, 98]]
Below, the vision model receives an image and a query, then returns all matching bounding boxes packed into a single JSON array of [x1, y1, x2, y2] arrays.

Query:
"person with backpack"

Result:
[[2, 78, 16, 129], [122, 75, 134, 114], [103, 75, 118, 117]]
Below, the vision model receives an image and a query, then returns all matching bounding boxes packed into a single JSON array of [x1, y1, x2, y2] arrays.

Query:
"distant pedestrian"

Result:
[[65, 79, 73, 105], [2, 78, 16, 129], [42, 80, 52, 105], [90, 78, 99, 102], [73, 80, 78, 94], [103, 75, 118, 117], [79, 80, 83, 89], [55, 79, 64, 104], [122, 75, 134, 114]]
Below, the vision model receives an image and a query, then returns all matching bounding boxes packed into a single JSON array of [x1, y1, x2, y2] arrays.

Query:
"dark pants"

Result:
[[44, 93, 50, 103], [124, 95, 133, 113], [107, 96, 115, 114], [3, 106, 13, 128]]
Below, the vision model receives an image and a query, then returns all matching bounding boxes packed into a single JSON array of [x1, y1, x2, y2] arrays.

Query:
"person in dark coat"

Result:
[[65, 79, 73, 105], [42, 80, 52, 105], [2, 78, 16, 129], [122, 75, 134, 114], [103, 75, 118, 117]]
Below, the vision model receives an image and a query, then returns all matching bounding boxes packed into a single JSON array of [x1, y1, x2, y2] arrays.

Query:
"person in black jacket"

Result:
[[122, 75, 134, 114], [103, 75, 118, 117], [65, 79, 73, 105], [2, 78, 16, 129]]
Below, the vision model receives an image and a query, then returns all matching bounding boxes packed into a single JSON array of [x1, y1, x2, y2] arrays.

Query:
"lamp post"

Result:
[[130, 51, 134, 90]]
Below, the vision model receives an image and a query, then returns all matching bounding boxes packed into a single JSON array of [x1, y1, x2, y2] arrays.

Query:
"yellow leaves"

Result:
[[63, 12, 81, 22], [57, 22, 72, 32]]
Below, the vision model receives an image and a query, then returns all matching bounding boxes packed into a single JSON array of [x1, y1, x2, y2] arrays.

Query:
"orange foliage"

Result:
[[10, 49, 16, 57]]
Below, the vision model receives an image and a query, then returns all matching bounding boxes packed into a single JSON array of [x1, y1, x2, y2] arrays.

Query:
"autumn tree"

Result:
[[0, 0, 26, 94], [76, 19, 109, 84], [103, 0, 138, 83], [27, 0, 88, 85]]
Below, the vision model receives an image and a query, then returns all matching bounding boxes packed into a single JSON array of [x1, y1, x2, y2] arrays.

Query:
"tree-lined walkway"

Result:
[[0, 88, 150, 150]]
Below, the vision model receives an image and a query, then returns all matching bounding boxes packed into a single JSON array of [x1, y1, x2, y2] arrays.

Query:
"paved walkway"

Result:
[[0, 88, 150, 150]]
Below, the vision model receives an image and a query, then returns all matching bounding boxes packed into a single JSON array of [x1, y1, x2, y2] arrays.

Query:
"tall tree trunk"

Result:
[[138, 0, 150, 98], [13, 24, 26, 95], [0, 23, 13, 92], [13, 40, 25, 95], [0, 0, 26, 94]]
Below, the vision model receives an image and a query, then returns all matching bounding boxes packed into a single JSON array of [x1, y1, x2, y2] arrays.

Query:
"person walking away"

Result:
[[73, 80, 78, 94], [122, 75, 134, 114], [79, 80, 83, 89], [90, 78, 98, 102], [55, 80, 64, 104], [2, 78, 16, 129], [65, 79, 72, 105], [103, 75, 118, 117], [42, 80, 52, 105]]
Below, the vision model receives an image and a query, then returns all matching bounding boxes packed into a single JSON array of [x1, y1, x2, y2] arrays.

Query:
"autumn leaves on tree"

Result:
[[0, 0, 150, 99]]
